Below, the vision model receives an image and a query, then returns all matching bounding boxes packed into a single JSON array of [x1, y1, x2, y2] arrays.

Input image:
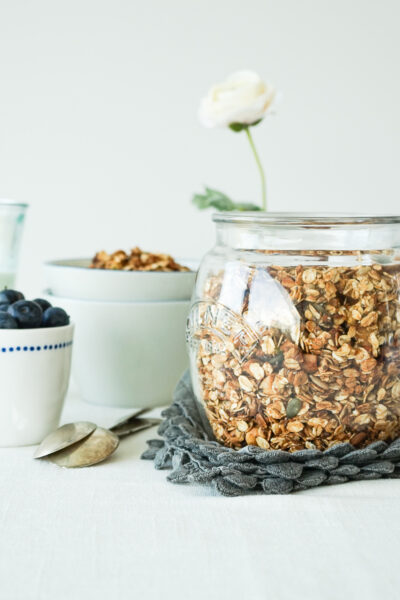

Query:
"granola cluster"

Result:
[[91, 247, 190, 272], [193, 262, 400, 451]]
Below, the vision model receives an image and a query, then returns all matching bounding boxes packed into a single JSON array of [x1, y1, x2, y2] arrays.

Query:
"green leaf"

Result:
[[229, 119, 263, 132], [193, 188, 234, 211], [229, 122, 248, 132], [192, 187, 261, 212], [234, 202, 262, 211]]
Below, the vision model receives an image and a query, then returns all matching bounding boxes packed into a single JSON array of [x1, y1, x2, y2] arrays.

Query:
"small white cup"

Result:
[[0, 324, 74, 446]]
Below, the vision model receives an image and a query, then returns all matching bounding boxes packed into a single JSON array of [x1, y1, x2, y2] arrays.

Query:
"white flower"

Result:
[[199, 70, 275, 128]]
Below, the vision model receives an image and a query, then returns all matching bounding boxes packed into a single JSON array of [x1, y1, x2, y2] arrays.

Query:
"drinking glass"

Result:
[[0, 201, 28, 289]]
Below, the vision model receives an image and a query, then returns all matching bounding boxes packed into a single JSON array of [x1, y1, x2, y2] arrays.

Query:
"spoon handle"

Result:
[[109, 408, 152, 431], [110, 416, 161, 438]]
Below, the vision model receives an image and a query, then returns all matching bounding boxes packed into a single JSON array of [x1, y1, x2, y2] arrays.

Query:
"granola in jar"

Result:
[[187, 214, 400, 451]]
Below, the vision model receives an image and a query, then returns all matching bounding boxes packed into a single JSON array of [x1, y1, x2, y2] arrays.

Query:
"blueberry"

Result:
[[0, 311, 18, 329], [0, 289, 24, 304], [33, 298, 52, 312], [42, 307, 70, 328], [8, 300, 43, 328], [0, 302, 10, 311]]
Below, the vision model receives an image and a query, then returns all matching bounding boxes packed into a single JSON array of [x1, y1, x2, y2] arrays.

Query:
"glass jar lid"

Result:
[[213, 212, 400, 227]]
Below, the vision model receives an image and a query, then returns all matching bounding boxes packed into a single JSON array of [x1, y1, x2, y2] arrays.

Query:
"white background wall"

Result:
[[0, 0, 399, 293]]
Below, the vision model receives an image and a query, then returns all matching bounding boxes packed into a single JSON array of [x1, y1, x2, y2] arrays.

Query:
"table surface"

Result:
[[1, 393, 399, 600]]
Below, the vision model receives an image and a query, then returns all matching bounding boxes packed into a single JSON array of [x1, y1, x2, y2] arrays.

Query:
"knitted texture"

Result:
[[142, 371, 400, 496]]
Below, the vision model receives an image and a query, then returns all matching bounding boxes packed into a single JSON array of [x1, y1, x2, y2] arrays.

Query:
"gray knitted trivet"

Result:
[[142, 371, 400, 496]]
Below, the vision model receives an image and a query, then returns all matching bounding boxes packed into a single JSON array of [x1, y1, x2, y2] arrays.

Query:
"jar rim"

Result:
[[0, 199, 28, 209], [212, 212, 400, 226]]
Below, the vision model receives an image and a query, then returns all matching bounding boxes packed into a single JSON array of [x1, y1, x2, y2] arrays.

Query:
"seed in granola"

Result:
[[350, 432, 367, 446], [268, 350, 284, 369], [286, 397, 302, 418]]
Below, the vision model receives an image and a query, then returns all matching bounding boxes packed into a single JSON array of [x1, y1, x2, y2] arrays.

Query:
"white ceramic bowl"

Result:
[[0, 324, 74, 447], [46, 295, 189, 408], [43, 258, 198, 302]]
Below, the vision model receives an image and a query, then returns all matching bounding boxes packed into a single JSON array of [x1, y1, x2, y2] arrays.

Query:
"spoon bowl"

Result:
[[47, 427, 120, 468], [34, 421, 96, 459]]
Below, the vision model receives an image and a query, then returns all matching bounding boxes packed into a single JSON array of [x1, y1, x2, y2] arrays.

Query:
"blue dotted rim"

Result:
[[1, 341, 73, 353]]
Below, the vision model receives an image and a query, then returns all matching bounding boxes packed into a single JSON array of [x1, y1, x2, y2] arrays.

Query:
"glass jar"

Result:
[[0, 201, 28, 288], [186, 213, 400, 452]]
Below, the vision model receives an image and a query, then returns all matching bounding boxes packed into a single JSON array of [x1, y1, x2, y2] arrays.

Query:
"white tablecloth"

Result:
[[0, 393, 399, 600]]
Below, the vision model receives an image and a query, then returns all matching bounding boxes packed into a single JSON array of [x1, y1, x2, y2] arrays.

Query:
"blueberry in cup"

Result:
[[42, 307, 69, 328], [8, 300, 43, 328], [33, 298, 52, 312], [0, 290, 70, 329], [0, 289, 24, 304], [0, 313, 18, 329]]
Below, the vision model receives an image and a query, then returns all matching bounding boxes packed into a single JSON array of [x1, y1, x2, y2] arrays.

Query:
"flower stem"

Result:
[[245, 127, 267, 211]]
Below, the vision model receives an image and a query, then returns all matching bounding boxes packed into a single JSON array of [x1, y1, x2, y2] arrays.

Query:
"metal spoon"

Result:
[[47, 427, 120, 468], [34, 410, 161, 468]]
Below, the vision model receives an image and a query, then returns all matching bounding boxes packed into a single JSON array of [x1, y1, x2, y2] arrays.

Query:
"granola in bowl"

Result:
[[91, 246, 190, 272], [43, 252, 196, 303]]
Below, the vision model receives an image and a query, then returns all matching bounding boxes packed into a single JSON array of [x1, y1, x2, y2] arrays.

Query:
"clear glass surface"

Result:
[[187, 213, 400, 451], [0, 201, 28, 288]]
